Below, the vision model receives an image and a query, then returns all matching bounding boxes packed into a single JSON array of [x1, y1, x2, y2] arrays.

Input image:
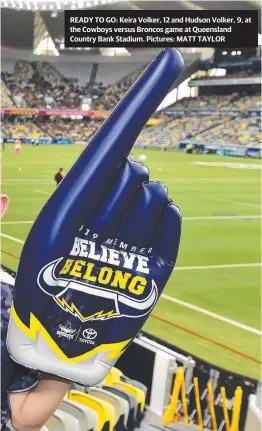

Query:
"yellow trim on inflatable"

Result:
[[11, 304, 130, 364]]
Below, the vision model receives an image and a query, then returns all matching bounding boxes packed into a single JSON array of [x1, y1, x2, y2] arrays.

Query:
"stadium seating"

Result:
[[167, 92, 261, 111], [46, 409, 79, 431], [1, 119, 52, 140], [104, 367, 146, 423], [59, 399, 99, 431], [1, 60, 147, 110], [68, 390, 115, 431], [1, 61, 86, 109], [193, 115, 261, 147], [93, 64, 146, 110], [1, 58, 261, 151], [136, 114, 221, 148], [35, 118, 103, 142], [112, 382, 145, 416], [68, 367, 147, 429], [169, 94, 240, 110], [88, 387, 129, 428], [1, 80, 13, 108], [102, 385, 138, 430]]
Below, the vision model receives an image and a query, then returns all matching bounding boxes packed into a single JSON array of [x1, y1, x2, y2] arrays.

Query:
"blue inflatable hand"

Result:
[[7, 49, 184, 385]]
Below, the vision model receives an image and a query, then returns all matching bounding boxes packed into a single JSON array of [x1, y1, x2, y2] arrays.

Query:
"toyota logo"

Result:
[[82, 328, 97, 340]]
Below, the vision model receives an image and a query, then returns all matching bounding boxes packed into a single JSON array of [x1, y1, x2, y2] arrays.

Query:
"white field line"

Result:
[[175, 263, 261, 271], [1, 232, 261, 334], [2, 179, 53, 182], [1, 215, 261, 226], [1, 221, 34, 224], [183, 215, 261, 220], [161, 294, 261, 336], [1, 233, 24, 244], [33, 190, 52, 196], [211, 196, 261, 209], [158, 177, 259, 182]]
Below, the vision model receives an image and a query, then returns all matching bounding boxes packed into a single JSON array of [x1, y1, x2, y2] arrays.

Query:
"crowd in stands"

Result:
[[136, 114, 224, 148], [1, 117, 103, 143], [1, 61, 92, 110], [1, 60, 145, 111], [169, 92, 261, 111], [35, 118, 103, 142], [92, 65, 146, 110], [1, 118, 51, 140], [170, 94, 241, 110], [1, 60, 261, 115], [0, 80, 14, 108], [136, 113, 261, 149], [1, 59, 261, 151], [192, 116, 261, 148]]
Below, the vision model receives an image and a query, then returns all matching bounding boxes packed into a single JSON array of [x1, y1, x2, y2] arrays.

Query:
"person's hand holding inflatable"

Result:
[[7, 48, 184, 385]]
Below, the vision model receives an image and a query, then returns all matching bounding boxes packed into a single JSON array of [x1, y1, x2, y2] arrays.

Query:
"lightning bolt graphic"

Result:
[[55, 297, 120, 322]]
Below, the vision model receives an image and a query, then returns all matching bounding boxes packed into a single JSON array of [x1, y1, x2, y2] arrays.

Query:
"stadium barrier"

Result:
[[116, 332, 259, 431], [1, 108, 162, 126], [179, 142, 261, 158], [2, 108, 261, 119], [163, 366, 244, 431], [0, 108, 109, 118], [4, 138, 73, 145], [163, 109, 261, 117]]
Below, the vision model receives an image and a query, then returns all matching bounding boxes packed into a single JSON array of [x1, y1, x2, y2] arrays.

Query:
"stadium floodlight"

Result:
[[222, 51, 227, 55], [237, 50, 241, 55], [231, 51, 236, 56]]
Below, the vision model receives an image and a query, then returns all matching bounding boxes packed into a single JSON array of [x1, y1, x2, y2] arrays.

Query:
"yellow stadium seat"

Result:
[[112, 381, 146, 413], [60, 399, 98, 431], [69, 390, 115, 431], [104, 367, 123, 385], [46, 409, 79, 431], [88, 387, 129, 427]]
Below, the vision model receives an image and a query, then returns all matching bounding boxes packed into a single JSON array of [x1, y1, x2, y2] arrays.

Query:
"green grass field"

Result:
[[1, 145, 261, 379]]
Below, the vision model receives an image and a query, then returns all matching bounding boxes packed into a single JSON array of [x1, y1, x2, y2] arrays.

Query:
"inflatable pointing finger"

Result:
[[7, 48, 184, 385]]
